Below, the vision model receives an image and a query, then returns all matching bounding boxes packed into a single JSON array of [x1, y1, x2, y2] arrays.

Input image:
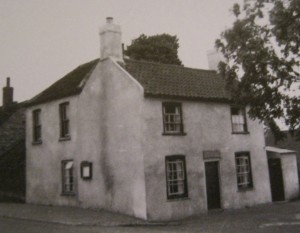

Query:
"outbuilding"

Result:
[[266, 146, 299, 202]]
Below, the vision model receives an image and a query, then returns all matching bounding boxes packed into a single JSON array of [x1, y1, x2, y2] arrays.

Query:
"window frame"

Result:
[[162, 102, 185, 135], [230, 106, 248, 134], [235, 152, 253, 191], [165, 155, 188, 200], [32, 109, 42, 143], [61, 160, 76, 195], [59, 102, 70, 139]]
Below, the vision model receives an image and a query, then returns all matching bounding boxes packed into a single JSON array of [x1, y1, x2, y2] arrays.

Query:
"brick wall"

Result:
[[0, 107, 25, 155]]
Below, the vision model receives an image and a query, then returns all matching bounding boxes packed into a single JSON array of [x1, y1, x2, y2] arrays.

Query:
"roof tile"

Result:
[[28, 58, 231, 106], [28, 59, 99, 106], [124, 59, 231, 101]]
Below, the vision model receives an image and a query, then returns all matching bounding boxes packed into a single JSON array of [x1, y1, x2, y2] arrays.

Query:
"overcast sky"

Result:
[[0, 0, 242, 103]]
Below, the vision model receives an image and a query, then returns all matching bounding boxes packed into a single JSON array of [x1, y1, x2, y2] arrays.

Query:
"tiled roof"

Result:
[[28, 58, 231, 106], [28, 59, 99, 106], [124, 59, 231, 101]]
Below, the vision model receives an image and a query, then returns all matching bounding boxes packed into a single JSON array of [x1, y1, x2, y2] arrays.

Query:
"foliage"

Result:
[[125, 34, 182, 65], [216, 0, 300, 140]]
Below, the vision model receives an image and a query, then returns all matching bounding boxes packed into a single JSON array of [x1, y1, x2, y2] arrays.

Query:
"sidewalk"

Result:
[[0, 203, 149, 226], [0, 201, 299, 229]]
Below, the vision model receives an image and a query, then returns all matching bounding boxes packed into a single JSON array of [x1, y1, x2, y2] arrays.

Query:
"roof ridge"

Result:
[[125, 58, 217, 74]]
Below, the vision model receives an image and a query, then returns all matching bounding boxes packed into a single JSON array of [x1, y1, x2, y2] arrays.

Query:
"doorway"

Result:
[[268, 158, 285, 202], [205, 161, 221, 209]]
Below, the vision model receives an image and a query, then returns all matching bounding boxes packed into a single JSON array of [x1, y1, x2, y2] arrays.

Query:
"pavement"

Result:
[[0, 201, 299, 228], [0, 203, 148, 227]]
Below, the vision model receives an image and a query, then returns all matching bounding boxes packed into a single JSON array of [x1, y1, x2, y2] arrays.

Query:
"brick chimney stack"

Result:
[[99, 17, 123, 63], [3, 77, 14, 109]]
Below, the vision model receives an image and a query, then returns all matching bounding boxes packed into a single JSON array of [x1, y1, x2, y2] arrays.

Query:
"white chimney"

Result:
[[99, 17, 123, 63]]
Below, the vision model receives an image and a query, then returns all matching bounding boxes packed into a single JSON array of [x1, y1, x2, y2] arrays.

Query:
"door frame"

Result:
[[268, 157, 285, 202], [204, 160, 222, 210]]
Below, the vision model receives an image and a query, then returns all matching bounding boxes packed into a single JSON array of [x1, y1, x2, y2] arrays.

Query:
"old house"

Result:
[[0, 78, 26, 201], [25, 18, 298, 221]]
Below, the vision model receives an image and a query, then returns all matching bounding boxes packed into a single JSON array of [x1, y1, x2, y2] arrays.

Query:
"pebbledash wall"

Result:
[[142, 99, 271, 220], [26, 57, 272, 221], [26, 58, 147, 219], [26, 17, 274, 221]]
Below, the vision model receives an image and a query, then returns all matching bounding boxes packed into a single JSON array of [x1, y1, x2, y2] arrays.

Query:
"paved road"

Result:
[[0, 216, 300, 233], [0, 201, 300, 233], [1, 216, 300, 233]]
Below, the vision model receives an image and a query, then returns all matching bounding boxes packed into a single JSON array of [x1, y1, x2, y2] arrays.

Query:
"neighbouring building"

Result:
[[266, 146, 299, 202], [25, 18, 298, 221], [0, 78, 26, 201]]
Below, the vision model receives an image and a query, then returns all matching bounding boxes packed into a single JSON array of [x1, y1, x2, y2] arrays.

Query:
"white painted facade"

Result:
[[26, 57, 275, 220], [25, 18, 298, 221]]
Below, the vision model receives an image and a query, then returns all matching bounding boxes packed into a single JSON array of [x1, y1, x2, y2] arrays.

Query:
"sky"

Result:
[[0, 0, 243, 104]]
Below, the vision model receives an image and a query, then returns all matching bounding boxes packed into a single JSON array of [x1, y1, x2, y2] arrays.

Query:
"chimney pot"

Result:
[[6, 77, 10, 87], [106, 17, 113, 24], [3, 77, 14, 109]]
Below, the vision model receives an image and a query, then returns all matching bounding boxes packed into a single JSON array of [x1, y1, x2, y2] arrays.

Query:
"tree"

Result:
[[216, 0, 300, 140], [125, 34, 182, 65]]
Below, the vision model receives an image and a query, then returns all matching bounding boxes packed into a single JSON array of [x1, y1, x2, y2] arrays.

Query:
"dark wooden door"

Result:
[[268, 158, 285, 202], [205, 161, 221, 209]]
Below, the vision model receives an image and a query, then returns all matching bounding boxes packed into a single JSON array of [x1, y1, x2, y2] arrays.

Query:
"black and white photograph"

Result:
[[0, 0, 300, 232]]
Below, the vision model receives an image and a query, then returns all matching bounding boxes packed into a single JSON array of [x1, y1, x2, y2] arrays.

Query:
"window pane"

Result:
[[163, 103, 183, 134], [231, 107, 247, 132], [60, 103, 70, 137], [33, 110, 42, 141], [62, 160, 75, 194], [235, 153, 252, 189], [65, 161, 73, 169], [166, 156, 187, 198], [165, 105, 176, 114]]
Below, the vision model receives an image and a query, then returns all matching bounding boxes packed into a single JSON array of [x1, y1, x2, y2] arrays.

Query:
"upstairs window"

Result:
[[162, 102, 184, 135], [235, 152, 253, 190], [231, 107, 248, 133], [32, 109, 42, 143], [62, 160, 75, 195], [165, 155, 188, 199], [59, 102, 70, 139]]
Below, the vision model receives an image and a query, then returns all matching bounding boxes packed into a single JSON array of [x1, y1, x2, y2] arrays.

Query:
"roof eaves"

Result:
[[27, 59, 99, 107], [144, 92, 232, 103], [27, 92, 80, 107]]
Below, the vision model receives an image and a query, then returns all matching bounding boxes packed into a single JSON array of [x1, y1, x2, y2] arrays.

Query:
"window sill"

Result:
[[82, 177, 92, 181], [59, 136, 71, 142], [237, 187, 254, 192], [61, 192, 76, 196], [167, 196, 189, 202], [162, 132, 187, 136], [232, 131, 249, 135], [32, 140, 42, 145]]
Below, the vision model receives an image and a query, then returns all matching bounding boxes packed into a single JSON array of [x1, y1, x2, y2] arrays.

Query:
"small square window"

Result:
[[162, 102, 184, 135], [165, 155, 188, 199], [231, 107, 248, 133], [81, 161, 92, 180]]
